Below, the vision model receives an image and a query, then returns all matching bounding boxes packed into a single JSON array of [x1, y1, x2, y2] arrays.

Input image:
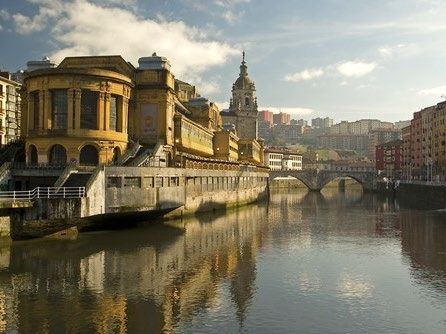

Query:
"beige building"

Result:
[[20, 53, 265, 169], [0, 73, 21, 146]]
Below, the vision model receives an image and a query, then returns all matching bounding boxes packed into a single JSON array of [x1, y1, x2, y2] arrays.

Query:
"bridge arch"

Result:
[[270, 174, 314, 190], [317, 172, 368, 190]]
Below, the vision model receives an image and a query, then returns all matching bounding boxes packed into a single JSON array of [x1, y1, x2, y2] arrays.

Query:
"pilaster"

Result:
[[104, 93, 111, 131], [122, 97, 129, 134], [98, 92, 105, 130], [67, 89, 74, 130]]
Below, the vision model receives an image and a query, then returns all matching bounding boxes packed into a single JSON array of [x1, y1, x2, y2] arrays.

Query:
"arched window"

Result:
[[49, 145, 67, 165], [79, 145, 99, 165], [112, 147, 121, 163], [29, 145, 38, 164], [245, 97, 250, 106]]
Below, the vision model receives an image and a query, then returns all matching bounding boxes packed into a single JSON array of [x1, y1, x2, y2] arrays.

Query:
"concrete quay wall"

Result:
[[7, 167, 269, 239], [104, 166, 269, 217], [395, 182, 446, 210], [378, 181, 446, 210]]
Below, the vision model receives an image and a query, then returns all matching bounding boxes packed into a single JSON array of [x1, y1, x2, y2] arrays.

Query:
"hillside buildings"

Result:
[[375, 139, 403, 178], [264, 147, 302, 171], [402, 101, 446, 181], [311, 117, 333, 129]]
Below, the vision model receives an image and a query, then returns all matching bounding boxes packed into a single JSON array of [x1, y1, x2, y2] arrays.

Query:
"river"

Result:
[[0, 187, 446, 333]]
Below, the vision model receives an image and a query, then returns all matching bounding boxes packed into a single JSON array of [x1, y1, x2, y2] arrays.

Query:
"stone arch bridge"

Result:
[[270, 169, 377, 191]]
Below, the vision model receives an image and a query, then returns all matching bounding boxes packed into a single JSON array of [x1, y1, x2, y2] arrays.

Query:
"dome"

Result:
[[233, 52, 255, 90], [234, 75, 253, 89]]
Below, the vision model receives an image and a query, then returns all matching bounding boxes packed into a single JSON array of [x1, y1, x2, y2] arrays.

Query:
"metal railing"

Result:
[[0, 187, 86, 202]]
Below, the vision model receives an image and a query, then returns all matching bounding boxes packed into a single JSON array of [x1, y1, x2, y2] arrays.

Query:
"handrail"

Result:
[[0, 187, 86, 201]]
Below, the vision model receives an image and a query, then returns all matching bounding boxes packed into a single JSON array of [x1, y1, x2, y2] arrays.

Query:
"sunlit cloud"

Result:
[[337, 61, 377, 78], [418, 85, 446, 97], [10, 0, 238, 80], [284, 68, 324, 82]]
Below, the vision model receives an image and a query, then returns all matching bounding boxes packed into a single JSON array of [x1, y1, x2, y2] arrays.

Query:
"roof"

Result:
[[58, 55, 135, 77]]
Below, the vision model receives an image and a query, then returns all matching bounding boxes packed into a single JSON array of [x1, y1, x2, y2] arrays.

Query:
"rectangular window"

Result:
[[155, 177, 163, 187], [170, 177, 179, 187], [123, 177, 141, 188], [107, 177, 122, 188], [51, 89, 68, 129], [143, 177, 154, 188], [81, 90, 98, 129], [110, 95, 118, 131]]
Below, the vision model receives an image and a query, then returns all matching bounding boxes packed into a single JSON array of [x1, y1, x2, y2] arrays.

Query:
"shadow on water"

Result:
[[0, 187, 445, 333]]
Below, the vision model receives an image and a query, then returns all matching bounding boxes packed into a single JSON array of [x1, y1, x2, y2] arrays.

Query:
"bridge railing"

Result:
[[0, 187, 86, 202]]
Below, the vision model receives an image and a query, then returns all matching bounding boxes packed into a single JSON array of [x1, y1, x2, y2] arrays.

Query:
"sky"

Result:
[[1, 0, 446, 123]]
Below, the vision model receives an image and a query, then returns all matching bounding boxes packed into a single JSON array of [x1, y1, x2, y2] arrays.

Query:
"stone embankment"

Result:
[[5, 167, 268, 240], [377, 181, 446, 210]]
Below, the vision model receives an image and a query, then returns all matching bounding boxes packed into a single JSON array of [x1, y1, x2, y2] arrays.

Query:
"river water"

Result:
[[1, 187, 446, 333]]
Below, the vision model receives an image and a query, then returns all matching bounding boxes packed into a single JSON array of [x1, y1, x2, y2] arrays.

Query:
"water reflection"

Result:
[[0, 188, 445, 333]]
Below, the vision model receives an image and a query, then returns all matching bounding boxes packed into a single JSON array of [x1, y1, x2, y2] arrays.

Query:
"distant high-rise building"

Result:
[[311, 117, 333, 129], [273, 112, 290, 125], [394, 120, 411, 130], [258, 110, 274, 125], [296, 119, 308, 127]]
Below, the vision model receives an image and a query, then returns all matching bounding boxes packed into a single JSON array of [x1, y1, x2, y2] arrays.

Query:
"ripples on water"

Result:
[[0, 187, 446, 333]]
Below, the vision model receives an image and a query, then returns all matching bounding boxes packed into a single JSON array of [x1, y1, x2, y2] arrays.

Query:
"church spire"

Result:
[[240, 51, 248, 77]]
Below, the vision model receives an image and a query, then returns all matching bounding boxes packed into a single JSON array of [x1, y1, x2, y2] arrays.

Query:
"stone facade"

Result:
[[222, 52, 258, 141], [21, 54, 265, 168], [0, 73, 21, 146]]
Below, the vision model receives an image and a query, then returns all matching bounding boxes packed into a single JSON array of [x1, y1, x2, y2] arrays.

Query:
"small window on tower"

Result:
[[245, 97, 250, 106]]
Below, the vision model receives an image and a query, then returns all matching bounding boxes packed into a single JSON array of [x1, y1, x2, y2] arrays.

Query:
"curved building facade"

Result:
[[21, 56, 133, 165]]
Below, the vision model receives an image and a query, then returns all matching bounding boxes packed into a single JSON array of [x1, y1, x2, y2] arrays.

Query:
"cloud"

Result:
[[11, 0, 238, 79], [378, 44, 408, 58], [285, 60, 376, 83], [215, 101, 230, 110], [12, 0, 64, 34], [418, 85, 446, 96], [0, 9, 10, 20], [284, 68, 324, 82], [337, 61, 377, 77], [181, 0, 250, 24]]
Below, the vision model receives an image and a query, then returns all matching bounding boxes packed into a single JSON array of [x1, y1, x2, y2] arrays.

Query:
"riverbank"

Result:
[[4, 167, 269, 240], [377, 181, 446, 210]]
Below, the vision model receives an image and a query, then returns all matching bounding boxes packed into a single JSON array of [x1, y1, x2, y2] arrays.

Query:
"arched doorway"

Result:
[[48, 144, 67, 165], [79, 145, 99, 166], [29, 145, 38, 164]]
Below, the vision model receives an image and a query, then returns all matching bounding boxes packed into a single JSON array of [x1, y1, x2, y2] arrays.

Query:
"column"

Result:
[[104, 93, 111, 131], [122, 97, 129, 134], [67, 88, 74, 130], [98, 92, 105, 130], [74, 89, 81, 129]]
